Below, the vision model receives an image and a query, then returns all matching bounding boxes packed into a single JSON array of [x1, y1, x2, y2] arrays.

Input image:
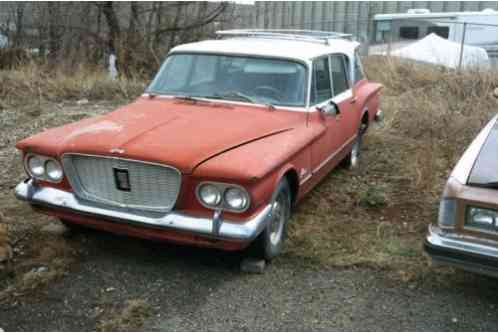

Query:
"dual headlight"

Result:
[[197, 182, 250, 212], [24, 154, 64, 182], [466, 206, 498, 231]]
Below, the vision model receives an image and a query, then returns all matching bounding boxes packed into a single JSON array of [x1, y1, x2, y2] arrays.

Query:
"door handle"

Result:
[[350, 97, 357, 104]]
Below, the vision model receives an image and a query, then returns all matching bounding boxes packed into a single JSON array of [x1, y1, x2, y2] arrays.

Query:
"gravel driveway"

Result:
[[1, 229, 497, 331]]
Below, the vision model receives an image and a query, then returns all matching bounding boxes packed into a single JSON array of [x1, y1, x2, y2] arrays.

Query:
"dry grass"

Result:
[[286, 56, 498, 280], [97, 299, 152, 331], [0, 62, 146, 107]]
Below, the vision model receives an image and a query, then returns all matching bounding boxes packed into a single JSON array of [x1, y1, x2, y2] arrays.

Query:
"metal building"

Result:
[[242, 1, 498, 42]]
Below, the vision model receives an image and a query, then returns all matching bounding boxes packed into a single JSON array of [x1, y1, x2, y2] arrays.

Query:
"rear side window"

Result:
[[311, 57, 332, 105], [330, 55, 349, 96], [354, 52, 365, 83]]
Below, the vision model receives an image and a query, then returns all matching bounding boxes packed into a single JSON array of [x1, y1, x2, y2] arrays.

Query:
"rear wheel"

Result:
[[251, 178, 291, 260]]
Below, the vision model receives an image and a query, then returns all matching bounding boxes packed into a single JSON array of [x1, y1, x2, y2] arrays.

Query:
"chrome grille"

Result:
[[62, 154, 181, 212]]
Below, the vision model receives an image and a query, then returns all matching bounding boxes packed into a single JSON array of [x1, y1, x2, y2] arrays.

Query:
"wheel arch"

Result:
[[275, 165, 300, 208]]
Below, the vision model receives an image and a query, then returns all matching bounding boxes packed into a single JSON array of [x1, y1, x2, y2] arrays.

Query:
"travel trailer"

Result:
[[371, 9, 498, 64]]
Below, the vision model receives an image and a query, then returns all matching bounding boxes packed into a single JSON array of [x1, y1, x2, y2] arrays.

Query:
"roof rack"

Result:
[[216, 29, 353, 45]]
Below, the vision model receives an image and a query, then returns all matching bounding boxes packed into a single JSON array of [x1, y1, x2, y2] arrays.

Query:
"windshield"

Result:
[[468, 119, 498, 187], [147, 53, 308, 107]]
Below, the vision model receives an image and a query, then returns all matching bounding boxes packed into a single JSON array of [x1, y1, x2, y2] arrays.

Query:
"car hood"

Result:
[[17, 97, 303, 174]]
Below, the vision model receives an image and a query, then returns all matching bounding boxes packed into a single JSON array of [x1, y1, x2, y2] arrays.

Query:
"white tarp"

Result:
[[391, 33, 490, 69], [0, 33, 7, 48]]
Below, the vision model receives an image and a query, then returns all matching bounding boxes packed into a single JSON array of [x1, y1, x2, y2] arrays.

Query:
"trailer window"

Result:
[[399, 26, 419, 40], [427, 26, 449, 39]]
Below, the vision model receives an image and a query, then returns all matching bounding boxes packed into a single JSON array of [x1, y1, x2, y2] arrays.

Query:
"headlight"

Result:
[[25, 154, 64, 182], [27, 155, 45, 177], [45, 159, 63, 182], [198, 183, 222, 206], [197, 182, 250, 212], [438, 198, 457, 227], [466, 206, 498, 231], [224, 187, 249, 210]]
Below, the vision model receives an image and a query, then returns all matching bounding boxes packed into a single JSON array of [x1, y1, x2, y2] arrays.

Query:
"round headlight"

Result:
[[224, 187, 248, 210], [45, 159, 63, 182], [199, 184, 222, 206], [28, 155, 45, 177]]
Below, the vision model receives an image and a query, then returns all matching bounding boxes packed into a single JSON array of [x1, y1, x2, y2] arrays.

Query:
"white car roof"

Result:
[[170, 38, 360, 64]]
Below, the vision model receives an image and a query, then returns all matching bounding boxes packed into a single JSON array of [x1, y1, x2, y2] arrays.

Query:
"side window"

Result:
[[330, 55, 349, 96], [311, 57, 332, 105], [354, 52, 365, 83]]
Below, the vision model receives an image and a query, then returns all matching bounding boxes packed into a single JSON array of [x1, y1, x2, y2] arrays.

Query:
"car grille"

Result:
[[62, 154, 181, 213]]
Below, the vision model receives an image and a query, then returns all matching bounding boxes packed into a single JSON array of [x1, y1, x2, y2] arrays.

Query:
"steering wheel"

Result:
[[253, 86, 283, 102]]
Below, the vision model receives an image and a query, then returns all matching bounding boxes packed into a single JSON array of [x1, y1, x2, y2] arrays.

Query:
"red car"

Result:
[[15, 30, 383, 259]]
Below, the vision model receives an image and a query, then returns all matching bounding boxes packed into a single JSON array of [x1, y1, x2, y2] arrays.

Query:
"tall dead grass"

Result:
[[287, 56, 498, 279], [0, 62, 146, 107]]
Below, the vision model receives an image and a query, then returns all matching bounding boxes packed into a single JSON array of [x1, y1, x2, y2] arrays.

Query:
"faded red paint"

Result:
[[16, 80, 382, 249]]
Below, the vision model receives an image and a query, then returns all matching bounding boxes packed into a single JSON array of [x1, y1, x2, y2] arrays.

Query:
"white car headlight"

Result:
[[27, 155, 45, 177], [45, 159, 63, 182], [198, 183, 222, 206], [466, 206, 498, 231], [224, 187, 249, 211]]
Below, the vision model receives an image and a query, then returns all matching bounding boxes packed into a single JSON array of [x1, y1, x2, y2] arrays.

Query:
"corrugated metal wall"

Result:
[[244, 1, 498, 41]]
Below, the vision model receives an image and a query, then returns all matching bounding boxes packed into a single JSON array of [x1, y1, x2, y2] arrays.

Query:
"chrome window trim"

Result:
[[61, 153, 182, 213]]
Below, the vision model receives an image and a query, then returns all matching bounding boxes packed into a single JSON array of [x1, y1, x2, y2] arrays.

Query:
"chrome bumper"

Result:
[[425, 224, 498, 277], [15, 179, 270, 241]]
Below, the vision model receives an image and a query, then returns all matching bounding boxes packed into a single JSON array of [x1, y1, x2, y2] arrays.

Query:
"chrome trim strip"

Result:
[[15, 180, 270, 241], [426, 225, 498, 259], [61, 153, 182, 213], [312, 135, 357, 174], [299, 173, 312, 186]]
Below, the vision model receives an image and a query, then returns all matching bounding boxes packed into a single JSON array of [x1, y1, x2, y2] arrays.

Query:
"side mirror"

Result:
[[494, 88, 498, 99], [318, 101, 341, 117]]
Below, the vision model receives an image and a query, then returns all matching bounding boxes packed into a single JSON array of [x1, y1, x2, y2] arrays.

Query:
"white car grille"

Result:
[[62, 154, 181, 213]]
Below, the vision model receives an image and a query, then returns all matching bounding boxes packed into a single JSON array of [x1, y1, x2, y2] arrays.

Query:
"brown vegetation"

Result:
[[286, 56, 498, 281], [97, 299, 152, 331]]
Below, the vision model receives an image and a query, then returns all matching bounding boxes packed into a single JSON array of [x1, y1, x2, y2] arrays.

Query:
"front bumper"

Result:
[[15, 179, 270, 242], [424, 224, 498, 278]]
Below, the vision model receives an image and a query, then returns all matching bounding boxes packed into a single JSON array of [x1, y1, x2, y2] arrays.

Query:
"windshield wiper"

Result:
[[216, 91, 257, 104], [215, 92, 276, 110], [173, 95, 207, 102]]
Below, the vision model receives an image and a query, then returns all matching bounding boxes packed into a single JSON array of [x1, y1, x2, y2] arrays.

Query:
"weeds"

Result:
[[97, 299, 152, 331], [0, 62, 146, 107], [286, 57, 498, 280]]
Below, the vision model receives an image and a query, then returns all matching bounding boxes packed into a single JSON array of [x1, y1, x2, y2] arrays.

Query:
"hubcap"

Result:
[[351, 139, 360, 168], [269, 192, 287, 246]]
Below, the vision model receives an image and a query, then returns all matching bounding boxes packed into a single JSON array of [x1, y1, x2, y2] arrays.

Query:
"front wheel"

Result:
[[251, 178, 291, 260]]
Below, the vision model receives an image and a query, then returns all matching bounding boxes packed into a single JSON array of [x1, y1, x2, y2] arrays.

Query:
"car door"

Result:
[[310, 55, 345, 173], [329, 53, 357, 142]]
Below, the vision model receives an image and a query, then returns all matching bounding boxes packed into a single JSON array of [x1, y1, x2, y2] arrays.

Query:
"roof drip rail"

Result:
[[216, 29, 353, 45]]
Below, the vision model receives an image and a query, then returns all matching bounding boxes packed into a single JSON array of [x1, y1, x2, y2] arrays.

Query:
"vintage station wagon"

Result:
[[425, 88, 498, 276], [15, 30, 382, 259]]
